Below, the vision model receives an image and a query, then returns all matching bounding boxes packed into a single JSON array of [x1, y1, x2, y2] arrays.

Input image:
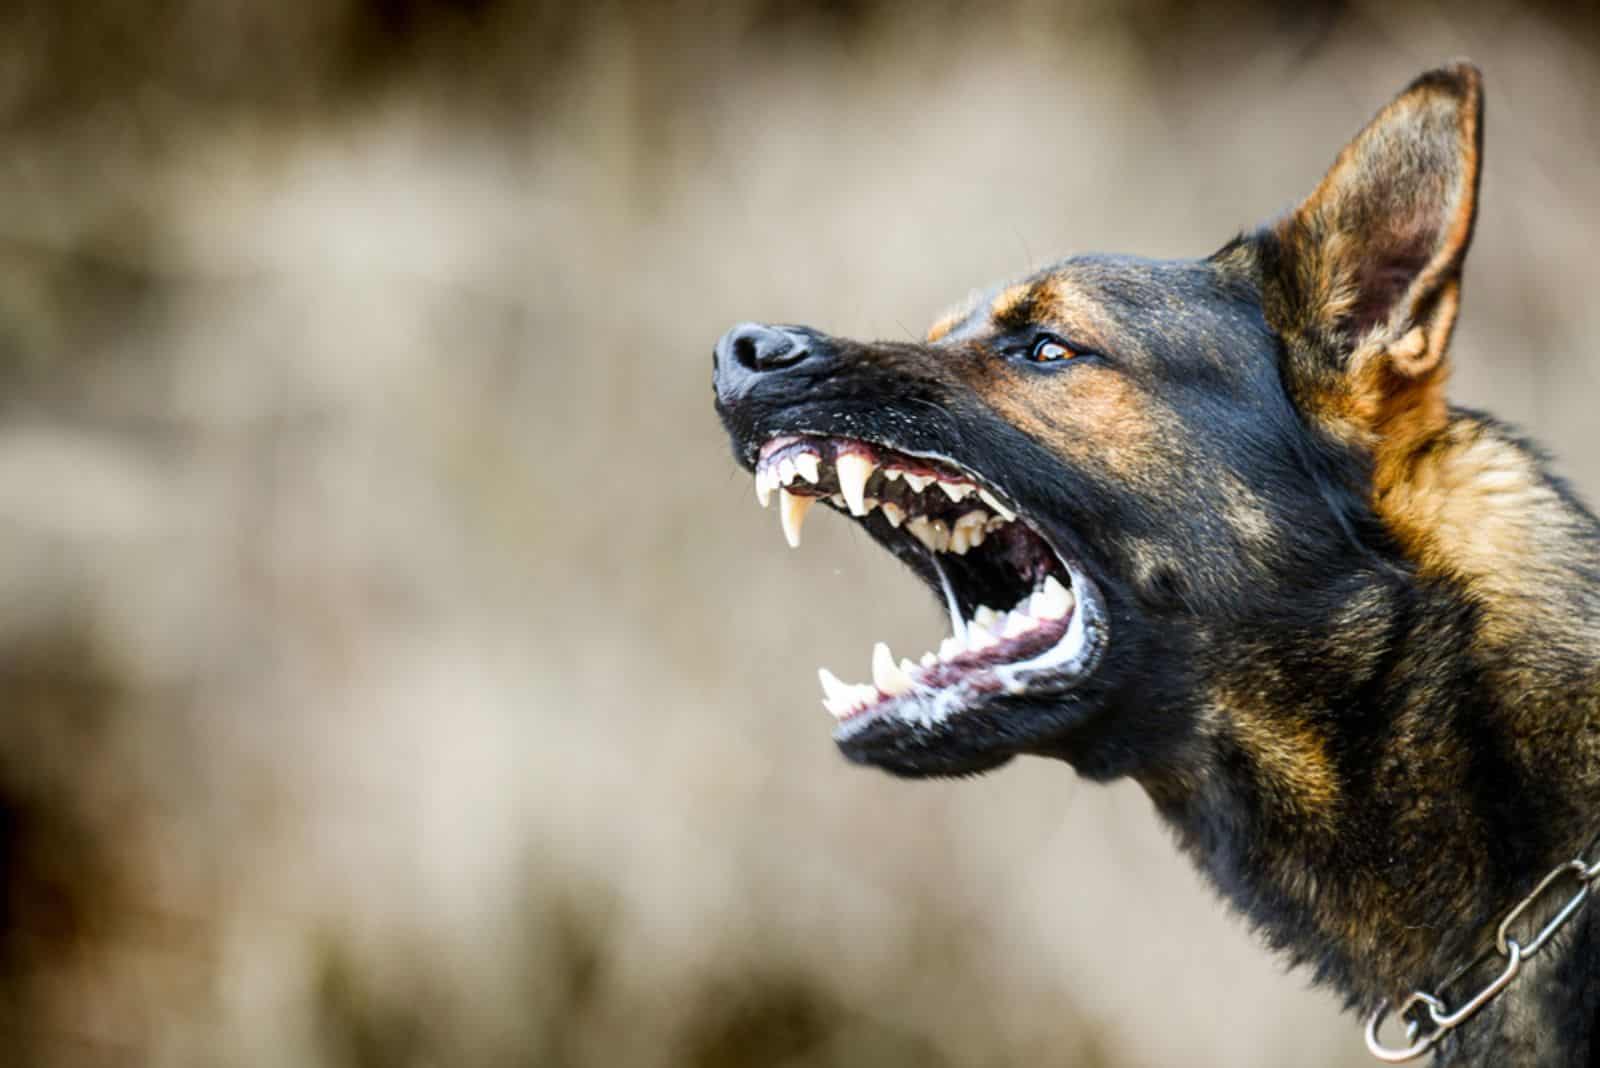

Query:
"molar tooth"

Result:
[[938, 636, 964, 660], [938, 481, 974, 502], [907, 516, 939, 552], [794, 453, 820, 483], [902, 472, 932, 493], [928, 519, 950, 553], [779, 489, 813, 548], [883, 469, 903, 482], [973, 605, 1000, 627], [872, 642, 913, 695], [1002, 612, 1034, 639], [879, 501, 906, 528], [778, 458, 798, 485], [836, 453, 877, 516], [978, 489, 1017, 522], [949, 527, 970, 555], [1037, 574, 1072, 619]]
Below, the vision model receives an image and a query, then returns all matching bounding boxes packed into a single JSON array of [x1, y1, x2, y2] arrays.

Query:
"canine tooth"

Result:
[[756, 468, 777, 508], [1002, 612, 1035, 639], [938, 481, 974, 502], [872, 642, 913, 695], [794, 453, 820, 483], [836, 453, 876, 516], [778, 458, 798, 485], [902, 472, 932, 493], [779, 489, 813, 548], [907, 516, 939, 552], [974, 605, 1000, 627], [880, 501, 906, 528], [978, 489, 1017, 522], [819, 667, 854, 717]]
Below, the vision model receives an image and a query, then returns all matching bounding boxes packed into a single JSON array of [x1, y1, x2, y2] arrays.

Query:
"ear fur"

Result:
[[1260, 63, 1483, 449]]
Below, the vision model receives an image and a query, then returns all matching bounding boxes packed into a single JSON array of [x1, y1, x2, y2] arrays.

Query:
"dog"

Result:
[[711, 63, 1600, 1065]]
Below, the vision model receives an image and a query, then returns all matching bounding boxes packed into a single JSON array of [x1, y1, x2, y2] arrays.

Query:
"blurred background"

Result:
[[4, 2, 1600, 1065]]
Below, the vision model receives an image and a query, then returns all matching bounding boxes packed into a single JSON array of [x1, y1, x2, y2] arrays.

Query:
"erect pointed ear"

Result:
[[1260, 63, 1482, 440]]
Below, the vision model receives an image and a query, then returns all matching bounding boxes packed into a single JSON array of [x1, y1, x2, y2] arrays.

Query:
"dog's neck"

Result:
[[1139, 410, 1600, 1061]]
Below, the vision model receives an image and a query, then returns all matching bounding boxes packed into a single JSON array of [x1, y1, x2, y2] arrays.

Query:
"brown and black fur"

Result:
[[712, 64, 1600, 1064]]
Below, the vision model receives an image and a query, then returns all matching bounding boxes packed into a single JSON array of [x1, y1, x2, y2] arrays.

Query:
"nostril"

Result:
[[721, 322, 809, 372]]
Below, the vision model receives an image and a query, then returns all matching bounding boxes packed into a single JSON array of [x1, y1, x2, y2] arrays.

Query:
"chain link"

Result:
[[1364, 846, 1600, 1062]]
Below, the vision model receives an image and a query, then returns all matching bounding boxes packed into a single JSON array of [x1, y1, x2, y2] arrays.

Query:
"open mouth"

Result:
[[754, 433, 1107, 740]]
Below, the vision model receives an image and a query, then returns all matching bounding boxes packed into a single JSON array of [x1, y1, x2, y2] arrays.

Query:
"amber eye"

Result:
[[1029, 336, 1076, 363]]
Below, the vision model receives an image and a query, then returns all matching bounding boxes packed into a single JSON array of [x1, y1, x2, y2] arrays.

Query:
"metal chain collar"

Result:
[[1364, 837, 1600, 1062]]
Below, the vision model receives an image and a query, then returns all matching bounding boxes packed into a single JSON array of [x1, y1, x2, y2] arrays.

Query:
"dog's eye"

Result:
[[1028, 336, 1078, 364]]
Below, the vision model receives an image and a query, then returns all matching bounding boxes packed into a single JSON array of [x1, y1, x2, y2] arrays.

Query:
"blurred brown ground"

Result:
[[2, 2, 1600, 1066]]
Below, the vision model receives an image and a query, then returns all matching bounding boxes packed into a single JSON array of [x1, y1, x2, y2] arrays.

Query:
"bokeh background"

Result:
[[5, 2, 1600, 1065]]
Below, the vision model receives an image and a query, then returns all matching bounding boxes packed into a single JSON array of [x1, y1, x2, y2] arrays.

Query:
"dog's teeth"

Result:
[[851, 683, 878, 708], [899, 657, 920, 678], [778, 458, 798, 486], [938, 636, 964, 660], [836, 453, 876, 516], [880, 501, 905, 528], [779, 488, 813, 548], [818, 667, 854, 717], [883, 469, 903, 482], [968, 627, 999, 652], [829, 494, 846, 507], [928, 519, 950, 553], [1036, 574, 1073, 619], [949, 527, 970, 555], [902, 472, 932, 493], [907, 516, 939, 552], [920, 652, 938, 668], [872, 642, 913, 696], [974, 605, 999, 627], [984, 515, 1007, 533], [938, 480, 974, 502], [794, 453, 820, 483], [978, 489, 1017, 523], [1002, 612, 1035, 639], [756, 468, 777, 508]]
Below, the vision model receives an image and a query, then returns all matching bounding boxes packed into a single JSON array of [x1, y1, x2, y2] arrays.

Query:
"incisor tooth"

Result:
[[872, 642, 912, 695], [836, 453, 876, 516], [794, 453, 820, 483], [780, 488, 813, 548]]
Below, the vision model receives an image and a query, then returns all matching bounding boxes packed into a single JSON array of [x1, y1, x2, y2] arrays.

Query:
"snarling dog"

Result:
[[712, 64, 1600, 1064]]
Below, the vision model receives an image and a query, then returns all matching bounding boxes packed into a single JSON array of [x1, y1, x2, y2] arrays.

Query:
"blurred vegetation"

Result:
[[3, 2, 1600, 1066]]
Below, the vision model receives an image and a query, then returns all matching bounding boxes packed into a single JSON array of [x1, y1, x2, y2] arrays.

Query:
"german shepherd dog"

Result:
[[712, 64, 1600, 1064]]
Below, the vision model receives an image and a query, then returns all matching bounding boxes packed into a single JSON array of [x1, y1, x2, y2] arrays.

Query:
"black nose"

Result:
[[713, 322, 816, 404], [717, 322, 810, 372]]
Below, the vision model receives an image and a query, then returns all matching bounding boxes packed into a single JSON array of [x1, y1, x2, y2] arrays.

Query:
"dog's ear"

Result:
[[1258, 63, 1482, 446]]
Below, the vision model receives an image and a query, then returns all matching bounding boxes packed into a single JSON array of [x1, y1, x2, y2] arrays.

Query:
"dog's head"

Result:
[[712, 65, 1482, 783]]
